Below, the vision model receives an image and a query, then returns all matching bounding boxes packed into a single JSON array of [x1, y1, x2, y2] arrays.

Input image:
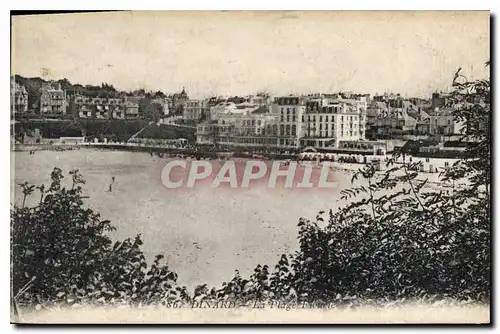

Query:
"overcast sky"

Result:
[[12, 11, 490, 99]]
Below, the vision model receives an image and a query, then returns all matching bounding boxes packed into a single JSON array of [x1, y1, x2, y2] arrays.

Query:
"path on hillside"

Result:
[[127, 121, 154, 142]]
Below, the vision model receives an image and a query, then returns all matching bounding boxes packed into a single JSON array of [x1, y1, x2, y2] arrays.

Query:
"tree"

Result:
[[139, 98, 163, 122], [11, 169, 189, 310], [154, 90, 166, 98], [444, 62, 490, 208]]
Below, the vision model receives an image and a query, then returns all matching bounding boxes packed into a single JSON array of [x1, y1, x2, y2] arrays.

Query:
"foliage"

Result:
[[14, 119, 195, 142], [139, 99, 165, 122], [12, 169, 190, 311]]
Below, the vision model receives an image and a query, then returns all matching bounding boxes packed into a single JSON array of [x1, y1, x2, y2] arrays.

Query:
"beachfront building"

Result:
[[272, 96, 307, 148], [11, 79, 28, 113], [426, 108, 465, 135], [235, 112, 277, 137], [299, 96, 367, 150], [365, 101, 388, 138], [196, 121, 219, 145], [196, 102, 280, 147], [369, 96, 422, 138], [40, 82, 68, 115], [197, 95, 369, 151]]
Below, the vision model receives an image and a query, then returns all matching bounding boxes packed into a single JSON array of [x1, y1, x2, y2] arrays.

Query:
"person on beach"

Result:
[[108, 176, 116, 192]]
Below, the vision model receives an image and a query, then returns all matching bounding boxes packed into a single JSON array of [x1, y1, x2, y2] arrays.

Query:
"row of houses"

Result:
[[366, 92, 464, 137], [11, 78, 468, 146], [193, 91, 473, 152], [11, 80, 29, 113], [10, 79, 191, 120]]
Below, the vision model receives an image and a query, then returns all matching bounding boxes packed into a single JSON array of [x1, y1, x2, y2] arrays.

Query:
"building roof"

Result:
[[426, 108, 454, 117], [368, 101, 388, 110], [251, 106, 270, 114]]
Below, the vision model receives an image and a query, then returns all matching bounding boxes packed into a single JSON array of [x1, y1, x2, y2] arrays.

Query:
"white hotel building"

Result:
[[196, 102, 279, 147], [270, 95, 367, 150], [300, 97, 367, 149], [196, 95, 367, 150], [271, 96, 307, 149]]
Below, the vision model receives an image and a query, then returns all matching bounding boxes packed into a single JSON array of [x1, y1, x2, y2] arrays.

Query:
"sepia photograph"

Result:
[[9, 10, 491, 324]]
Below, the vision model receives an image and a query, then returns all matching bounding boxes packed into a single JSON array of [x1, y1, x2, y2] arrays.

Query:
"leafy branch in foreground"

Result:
[[12, 168, 190, 311]]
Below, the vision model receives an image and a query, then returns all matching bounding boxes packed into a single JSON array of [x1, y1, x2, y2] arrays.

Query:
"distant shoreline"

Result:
[[13, 142, 463, 161], [13, 143, 458, 183], [12, 143, 298, 160]]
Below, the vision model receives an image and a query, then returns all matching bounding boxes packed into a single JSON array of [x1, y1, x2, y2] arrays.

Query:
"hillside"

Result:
[[14, 119, 196, 142]]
